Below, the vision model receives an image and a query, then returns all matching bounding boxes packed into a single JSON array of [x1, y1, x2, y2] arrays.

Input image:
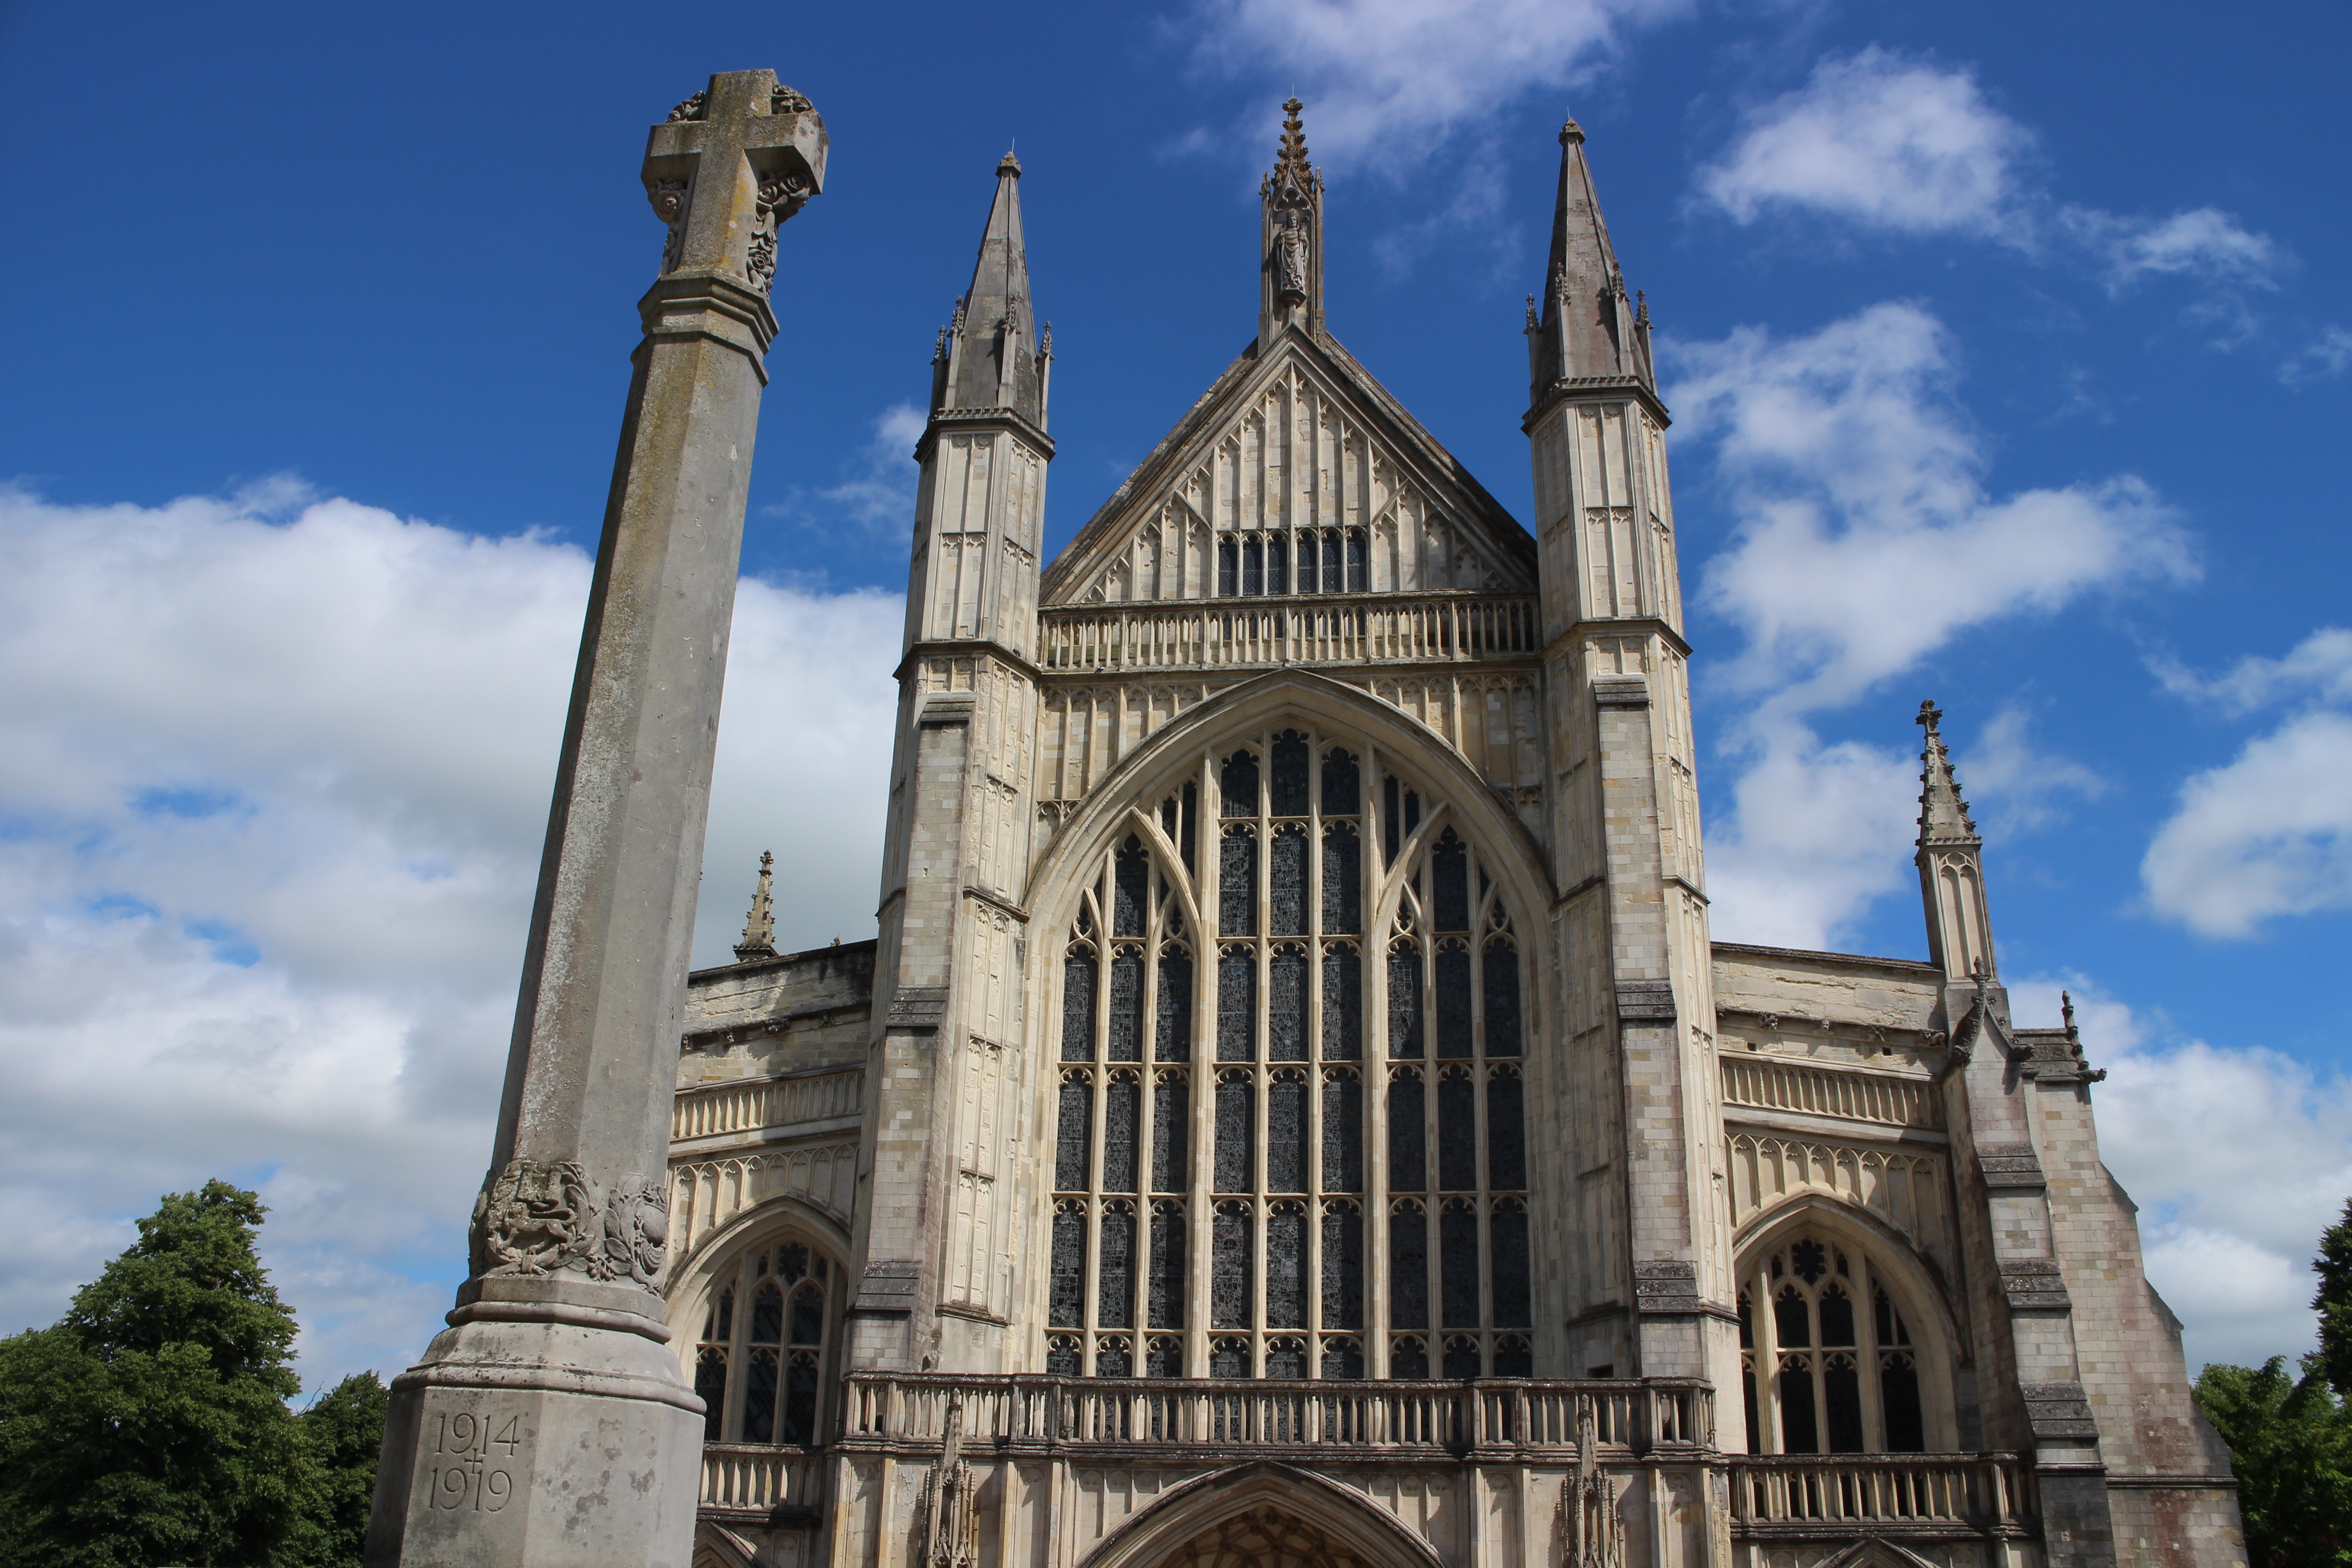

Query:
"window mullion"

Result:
[[1754, 1266, 1783, 1454], [1857, 1254, 1886, 1452]]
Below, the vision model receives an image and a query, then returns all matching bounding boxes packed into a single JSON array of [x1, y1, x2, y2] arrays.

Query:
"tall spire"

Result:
[[1915, 700, 1980, 848], [936, 151, 1047, 427], [1259, 97, 1326, 343], [1528, 114, 1653, 405], [735, 849, 778, 961]]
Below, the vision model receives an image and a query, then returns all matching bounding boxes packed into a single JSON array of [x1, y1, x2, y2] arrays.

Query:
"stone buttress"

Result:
[[1522, 119, 1736, 1403], [849, 153, 1053, 1375]]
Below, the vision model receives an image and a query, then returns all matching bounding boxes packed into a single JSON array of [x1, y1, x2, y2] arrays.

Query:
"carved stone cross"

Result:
[[642, 70, 823, 297]]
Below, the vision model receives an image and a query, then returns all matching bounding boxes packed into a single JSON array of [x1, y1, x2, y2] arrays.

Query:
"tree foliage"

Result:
[[0, 1180, 387, 1568], [2194, 1356, 2352, 1568], [2317, 1196, 2352, 1401]]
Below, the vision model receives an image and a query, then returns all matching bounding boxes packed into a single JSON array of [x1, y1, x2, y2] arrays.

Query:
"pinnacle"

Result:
[[735, 849, 779, 961], [1915, 699, 1980, 846]]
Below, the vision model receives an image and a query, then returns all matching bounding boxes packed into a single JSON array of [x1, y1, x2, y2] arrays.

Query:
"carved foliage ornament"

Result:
[[472, 1158, 670, 1292]]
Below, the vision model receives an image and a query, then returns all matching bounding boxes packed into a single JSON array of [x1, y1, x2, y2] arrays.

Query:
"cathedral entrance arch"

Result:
[[1079, 1464, 1445, 1568]]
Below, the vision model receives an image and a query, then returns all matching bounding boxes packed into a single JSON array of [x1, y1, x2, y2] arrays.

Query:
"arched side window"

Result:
[[692, 1240, 838, 1447], [1049, 728, 1531, 1379], [1736, 1235, 1927, 1455]]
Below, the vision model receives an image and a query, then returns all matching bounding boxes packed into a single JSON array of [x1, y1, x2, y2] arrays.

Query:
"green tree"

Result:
[[287, 1374, 390, 1568], [2317, 1196, 2352, 1400], [0, 1181, 324, 1568], [2195, 1355, 2352, 1568]]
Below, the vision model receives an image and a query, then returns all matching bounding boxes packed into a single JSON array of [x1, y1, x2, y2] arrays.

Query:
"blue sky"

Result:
[[2, 0, 2347, 1387]]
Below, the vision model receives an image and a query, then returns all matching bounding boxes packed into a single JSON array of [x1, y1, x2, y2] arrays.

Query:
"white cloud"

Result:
[[1178, 0, 1689, 172], [2010, 975, 2352, 1371], [768, 402, 926, 537], [1960, 706, 2106, 833], [1695, 49, 2032, 240], [1675, 302, 2192, 948], [2143, 709, 2352, 938], [0, 482, 902, 1391], [1695, 50, 2285, 307], [2153, 624, 2352, 714], [2282, 323, 2352, 387]]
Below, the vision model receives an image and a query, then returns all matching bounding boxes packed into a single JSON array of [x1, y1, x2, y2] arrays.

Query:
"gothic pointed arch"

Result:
[[1077, 1462, 1448, 1568], [1026, 670, 1550, 1380], [1732, 1196, 1964, 1455]]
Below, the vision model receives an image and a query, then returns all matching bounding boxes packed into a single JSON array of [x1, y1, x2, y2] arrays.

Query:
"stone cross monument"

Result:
[[365, 70, 825, 1568]]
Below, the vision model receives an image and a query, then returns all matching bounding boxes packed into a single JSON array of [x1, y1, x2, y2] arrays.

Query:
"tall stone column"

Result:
[[365, 71, 825, 1568]]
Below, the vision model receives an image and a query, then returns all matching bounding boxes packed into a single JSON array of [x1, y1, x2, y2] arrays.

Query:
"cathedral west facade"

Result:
[[656, 106, 2244, 1568]]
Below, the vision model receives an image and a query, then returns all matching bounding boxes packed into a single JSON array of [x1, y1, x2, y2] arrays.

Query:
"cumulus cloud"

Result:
[[1672, 302, 2192, 947], [0, 482, 901, 1391], [2010, 975, 2352, 1370], [1178, 0, 1689, 172], [1959, 706, 2107, 834], [2142, 627, 2352, 938], [1695, 49, 2032, 240], [1695, 49, 2285, 312]]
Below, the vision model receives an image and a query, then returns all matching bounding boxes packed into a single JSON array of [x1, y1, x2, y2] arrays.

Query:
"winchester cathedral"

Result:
[[657, 107, 2244, 1568]]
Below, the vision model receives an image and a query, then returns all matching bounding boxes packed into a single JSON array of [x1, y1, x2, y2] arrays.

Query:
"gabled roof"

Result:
[[1041, 322, 1535, 606]]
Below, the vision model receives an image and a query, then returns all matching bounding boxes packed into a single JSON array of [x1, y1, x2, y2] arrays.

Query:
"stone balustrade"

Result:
[[1727, 1452, 2036, 1535], [1720, 1056, 1938, 1130], [672, 1066, 864, 1144], [836, 1373, 1713, 1459], [698, 1444, 828, 1515], [1039, 594, 1542, 673]]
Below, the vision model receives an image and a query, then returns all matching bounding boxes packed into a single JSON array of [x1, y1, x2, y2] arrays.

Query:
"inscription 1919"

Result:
[[426, 1407, 523, 1513]]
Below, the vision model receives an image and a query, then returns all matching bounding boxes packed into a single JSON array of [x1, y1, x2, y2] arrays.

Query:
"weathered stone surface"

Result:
[[367, 69, 823, 1568]]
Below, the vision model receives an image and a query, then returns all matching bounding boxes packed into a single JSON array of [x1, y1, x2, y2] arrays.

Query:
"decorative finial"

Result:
[[1635, 289, 1650, 327], [1039, 321, 1053, 357], [932, 326, 949, 365], [1275, 97, 1313, 183], [1560, 115, 1585, 146], [1917, 699, 1944, 736], [735, 849, 778, 961], [2061, 990, 2078, 1039], [1524, 294, 1540, 333], [998, 148, 1021, 177]]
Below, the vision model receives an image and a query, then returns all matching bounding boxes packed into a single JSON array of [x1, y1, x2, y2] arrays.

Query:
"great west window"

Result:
[[1050, 726, 1531, 1379]]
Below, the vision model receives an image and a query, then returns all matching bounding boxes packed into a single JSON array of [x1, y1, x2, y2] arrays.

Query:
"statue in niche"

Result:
[[1273, 215, 1309, 302]]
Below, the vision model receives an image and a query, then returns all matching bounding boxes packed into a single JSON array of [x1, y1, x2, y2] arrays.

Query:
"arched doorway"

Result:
[[1152, 1508, 1374, 1568]]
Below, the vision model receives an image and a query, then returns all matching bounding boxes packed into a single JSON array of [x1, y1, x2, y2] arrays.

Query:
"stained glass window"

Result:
[[1387, 942, 1423, 1057], [1270, 826, 1308, 935], [1055, 1073, 1091, 1191], [1266, 1203, 1306, 1328], [1741, 1240, 1936, 1455], [1323, 532, 1344, 596], [1388, 1069, 1426, 1192], [1322, 1068, 1362, 1192], [1098, 1202, 1135, 1329], [1345, 530, 1367, 592], [1212, 1203, 1251, 1328], [1267, 1072, 1307, 1191], [1440, 1200, 1480, 1328], [1107, 950, 1143, 1062], [1297, 534, 1318, 594], [1149, 1201, 1185, 1329], [1322, 1201, 1363, 1328], [706, 1239, 839, 1446], [1217, 539, 1238, 598], [1242, 537, 1264, 596], [1156, 950, 1192, 1061], [1220, 828, 1256, 936], [1268, 944, 1308, 1060], [1322, 944, 1361, 1059], [1152, 1073, 1188, 1192], [695, 1348, 727, 1441], [1214, 1073, 1253, 1191], [1437, 1067, 1477, 1191], [1103, 1073, 1140, 1193], [1047, 739, 1535, 1383], [1062, 951, 1097, 1061]]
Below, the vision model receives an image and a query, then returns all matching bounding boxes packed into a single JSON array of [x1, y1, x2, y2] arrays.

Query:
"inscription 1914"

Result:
[[426, 1407, 525, 1514]]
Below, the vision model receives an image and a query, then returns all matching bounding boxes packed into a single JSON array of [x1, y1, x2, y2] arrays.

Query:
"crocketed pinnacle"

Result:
[[1916, 701, 1980, 847], [735, 849, 778, 961], [937, 150, 1046, 426], [1274, 97, 1313, 186], [1529, 113, 1654, 401]]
